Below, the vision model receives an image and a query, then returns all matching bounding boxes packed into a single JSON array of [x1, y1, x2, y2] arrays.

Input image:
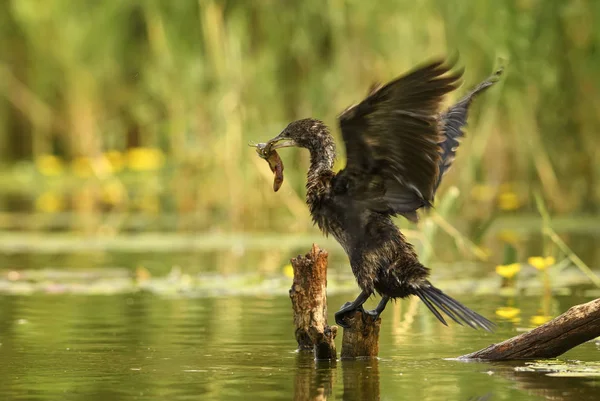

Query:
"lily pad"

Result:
[[516, 360, 600, 378]]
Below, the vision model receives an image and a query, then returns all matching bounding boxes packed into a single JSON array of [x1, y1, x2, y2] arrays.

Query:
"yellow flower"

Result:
[[127, 147, 165, 171], [136, 266, 151, 282], [101, 181, 126, 205], [530, 315, 552, 326], [471, 184, 495, 201], [497, 192, 520, 211], [495, 306, 521, 319], [35, 191, 64, 213], [104, 151, 124, 173], [35, 154, 64, 176], [495, 263, 521, 279], [283, 264, 294, 279], [497, 230, 520, 244], [71, 157, 94, 177], [528, 256, 555, 270]]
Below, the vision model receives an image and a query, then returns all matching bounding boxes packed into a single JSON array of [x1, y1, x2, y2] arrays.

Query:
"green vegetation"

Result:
[[0, 1, 599, 268]]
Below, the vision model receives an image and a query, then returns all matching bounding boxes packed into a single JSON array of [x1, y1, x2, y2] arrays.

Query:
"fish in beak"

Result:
[[249, 139, 287, 192]]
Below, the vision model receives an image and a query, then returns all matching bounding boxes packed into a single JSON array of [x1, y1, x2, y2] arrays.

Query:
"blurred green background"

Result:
[[1, 3, 600, 399], [0, 0, 599, 269]]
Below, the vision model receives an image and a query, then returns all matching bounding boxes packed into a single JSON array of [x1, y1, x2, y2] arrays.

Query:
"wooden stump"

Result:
[[460, 298, 600, 360], [290, 244, 337, 360], [341, 310, 381, 359]]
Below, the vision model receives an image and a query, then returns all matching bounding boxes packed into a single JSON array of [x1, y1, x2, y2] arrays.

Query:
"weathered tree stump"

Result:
[[340, 310, 381, 359], [460, 298, 600, 360], [290, 244, 337, 360]]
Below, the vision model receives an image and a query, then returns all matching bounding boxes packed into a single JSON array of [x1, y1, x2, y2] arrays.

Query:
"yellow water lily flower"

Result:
[[530, 315, 552, 326], [127, 147, 165, 171], [35, 191, 64, 213], [35, 154, 64, 176], [283, 264, 294, 279], [495, 263, 521, 279], [495, 306, 521, 319], [528, 256, 555, 270], [497, 230, 520, 244], [497, 192, 520, 211], [71, 157, 94, 177], [471, 184, 495, 202], [104, 151, 124, 173], [101, 181, 126, 205]]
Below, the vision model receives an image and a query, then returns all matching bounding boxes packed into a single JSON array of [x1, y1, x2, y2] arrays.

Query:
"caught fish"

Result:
[[251, 142, 284, 192]]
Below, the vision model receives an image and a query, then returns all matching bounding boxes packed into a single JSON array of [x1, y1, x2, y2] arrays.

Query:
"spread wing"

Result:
[[435, 67, 503, 192], [334, 59, 463, 222]]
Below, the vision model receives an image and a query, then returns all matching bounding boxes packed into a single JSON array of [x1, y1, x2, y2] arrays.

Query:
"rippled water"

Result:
[[0, 291, 598, 400]]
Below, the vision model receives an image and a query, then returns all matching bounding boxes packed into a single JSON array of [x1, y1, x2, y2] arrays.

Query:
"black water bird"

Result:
[[262, 59, 501, 330]]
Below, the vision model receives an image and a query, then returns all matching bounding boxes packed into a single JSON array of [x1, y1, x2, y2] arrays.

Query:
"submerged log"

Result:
[[460, 298, 600, 360], [290, 244, 337, 360], [340, 310, 381, 359]]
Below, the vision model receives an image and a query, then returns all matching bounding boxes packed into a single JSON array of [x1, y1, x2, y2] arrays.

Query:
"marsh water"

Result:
[[0, 250, 599, 401]]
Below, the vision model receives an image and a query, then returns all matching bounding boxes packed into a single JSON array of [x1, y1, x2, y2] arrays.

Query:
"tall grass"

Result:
[[0, 0, 598, 238]]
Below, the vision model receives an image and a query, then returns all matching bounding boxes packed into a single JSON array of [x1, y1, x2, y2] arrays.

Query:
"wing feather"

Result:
[[335, 59, 463, 221], [435, 67, 503, 191]]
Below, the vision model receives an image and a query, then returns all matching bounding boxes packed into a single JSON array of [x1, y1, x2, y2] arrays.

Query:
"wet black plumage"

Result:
[[263, 59, 501, 330]]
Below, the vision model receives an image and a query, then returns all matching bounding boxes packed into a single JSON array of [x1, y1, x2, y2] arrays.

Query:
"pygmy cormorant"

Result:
[[258, 59, 501, 330]]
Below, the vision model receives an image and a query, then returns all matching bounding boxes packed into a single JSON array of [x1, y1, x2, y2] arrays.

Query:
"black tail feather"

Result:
[[415, 290, 448, 326], [415, 284, 495, 332], [428, 286, 495, 331], [425, 289, 473, 328]]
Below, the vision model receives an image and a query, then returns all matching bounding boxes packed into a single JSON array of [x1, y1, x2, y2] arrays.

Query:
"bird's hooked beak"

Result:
[[248, 132, 298, 160], [265, 134, 298, 151]]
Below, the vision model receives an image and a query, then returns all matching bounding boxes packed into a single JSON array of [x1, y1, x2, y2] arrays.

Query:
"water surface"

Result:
[[0, 291, 598, 400]]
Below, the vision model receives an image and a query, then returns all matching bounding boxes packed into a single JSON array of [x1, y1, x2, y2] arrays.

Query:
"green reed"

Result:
[[0, 0, 599, 237]]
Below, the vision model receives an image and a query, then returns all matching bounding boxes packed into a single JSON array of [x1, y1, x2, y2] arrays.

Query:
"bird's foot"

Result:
[[363, 308, 381, 322], [334, 302, 365, 328]]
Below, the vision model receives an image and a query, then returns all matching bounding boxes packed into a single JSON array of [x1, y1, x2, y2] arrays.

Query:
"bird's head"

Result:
[[265, 118, 333, 154]]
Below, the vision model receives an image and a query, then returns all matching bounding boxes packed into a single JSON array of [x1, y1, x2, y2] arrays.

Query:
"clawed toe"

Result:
[[334, 304, 364, 328], [363, 309, 380, 321], [335, 313, 351, 328]]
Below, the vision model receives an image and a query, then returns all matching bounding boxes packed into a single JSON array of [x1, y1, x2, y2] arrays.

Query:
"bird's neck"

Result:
[[305, 137, 336, 213], [306, 137, 336, 182]]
